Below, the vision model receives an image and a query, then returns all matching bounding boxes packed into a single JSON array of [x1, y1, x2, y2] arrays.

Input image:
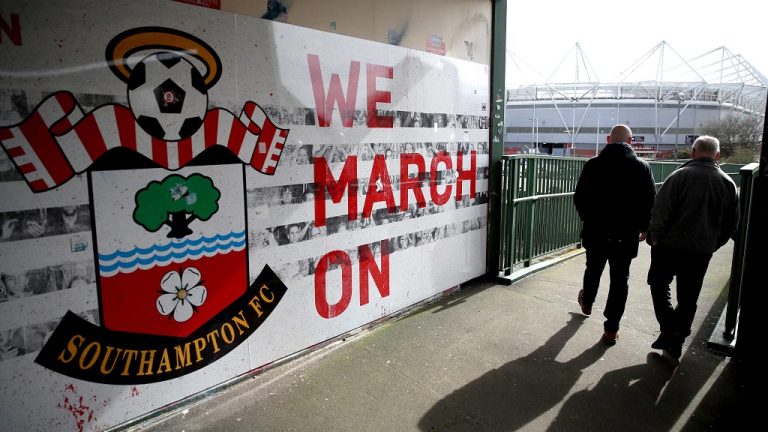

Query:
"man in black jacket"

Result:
[[574, 124, 656, 345], [647, 135, 738, 361]]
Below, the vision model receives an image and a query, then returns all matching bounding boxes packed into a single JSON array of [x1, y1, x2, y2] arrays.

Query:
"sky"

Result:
[[505, 0, 768, 85]]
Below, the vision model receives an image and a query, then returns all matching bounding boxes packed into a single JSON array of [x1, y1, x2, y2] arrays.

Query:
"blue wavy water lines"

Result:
[[99, 239, 245, 274], [97, 231, 245, 262]]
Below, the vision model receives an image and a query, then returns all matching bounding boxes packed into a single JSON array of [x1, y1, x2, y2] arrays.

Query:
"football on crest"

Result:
[[127, 52, 208, 141]]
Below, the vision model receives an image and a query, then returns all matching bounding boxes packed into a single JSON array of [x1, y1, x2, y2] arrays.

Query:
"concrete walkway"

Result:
[[130, 243, 748, 431]]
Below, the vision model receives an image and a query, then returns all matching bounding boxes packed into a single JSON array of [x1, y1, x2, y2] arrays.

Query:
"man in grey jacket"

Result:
[[647, 135, 739, 361]]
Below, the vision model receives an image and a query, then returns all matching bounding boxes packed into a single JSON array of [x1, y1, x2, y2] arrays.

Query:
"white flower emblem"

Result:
[[156, 267, 207, 322]]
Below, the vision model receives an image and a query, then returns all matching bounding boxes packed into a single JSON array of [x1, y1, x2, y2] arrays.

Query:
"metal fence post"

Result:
[[724, 163, 759, 338], [734, 98, 768, 361], [485, 0, 507, 277], [505, 158, 519, 274], [522, 158, 538, 266]]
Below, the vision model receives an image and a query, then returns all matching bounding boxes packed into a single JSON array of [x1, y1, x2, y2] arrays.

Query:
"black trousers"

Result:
[[582, 242, 633, 332], [647, 245, 712, 339]]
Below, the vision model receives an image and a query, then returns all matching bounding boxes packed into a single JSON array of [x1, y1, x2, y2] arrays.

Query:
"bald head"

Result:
[[608, 124, 632, 144]]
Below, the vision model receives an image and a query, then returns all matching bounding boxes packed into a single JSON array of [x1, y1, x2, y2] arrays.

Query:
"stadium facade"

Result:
[[504, 42, 767, 158]]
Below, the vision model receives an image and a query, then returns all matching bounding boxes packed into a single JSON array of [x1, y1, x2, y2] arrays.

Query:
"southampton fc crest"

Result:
[[0, 27, 290, 384], [91, 167, 247, 338]]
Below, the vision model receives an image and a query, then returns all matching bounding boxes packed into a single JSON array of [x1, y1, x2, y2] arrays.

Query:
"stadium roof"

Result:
[[506, 42, 767, 114]]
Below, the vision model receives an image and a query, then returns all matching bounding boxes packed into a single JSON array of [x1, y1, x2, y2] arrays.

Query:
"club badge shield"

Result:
[[91, 164, 248, 338]]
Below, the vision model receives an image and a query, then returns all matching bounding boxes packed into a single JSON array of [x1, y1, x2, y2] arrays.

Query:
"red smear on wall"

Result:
[[58, 384, 109, 432]]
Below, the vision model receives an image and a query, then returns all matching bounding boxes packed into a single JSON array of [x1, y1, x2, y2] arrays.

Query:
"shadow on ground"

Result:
[[415, 279, 497, 315], [418, 312, 609, 430], [418, 282, 747, 431]]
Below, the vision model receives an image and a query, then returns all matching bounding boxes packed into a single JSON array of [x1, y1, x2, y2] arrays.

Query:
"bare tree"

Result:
[[701, 113, 763, 160]]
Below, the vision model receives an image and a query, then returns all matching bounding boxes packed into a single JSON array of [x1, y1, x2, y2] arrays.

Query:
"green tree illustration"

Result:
[[133, 174, 221, 239]]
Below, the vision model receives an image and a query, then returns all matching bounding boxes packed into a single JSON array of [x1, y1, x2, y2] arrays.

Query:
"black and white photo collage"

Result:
[[248, 185, 489, 249], [0, 89, 115, 361], [0, 261, 96, 303], [0, 204, 95, 302], [261, 105, 490, 130], [0, 204, 91, 242], [278, 141, 490, 166], [0, 309, 99, 362], [269, 215, 487, 282]]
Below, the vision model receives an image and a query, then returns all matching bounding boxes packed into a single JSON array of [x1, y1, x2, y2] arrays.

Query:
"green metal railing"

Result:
[[498, 155, 586, 275], [721, 163, 746, 184], [649, 161, 683, 188], [497, 156, 745, 277], [723, 162, 759, 339]]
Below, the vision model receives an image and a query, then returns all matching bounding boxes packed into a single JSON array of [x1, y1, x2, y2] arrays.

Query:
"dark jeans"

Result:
[[582, 243, 633, 332], [647, 245, 712, 339]]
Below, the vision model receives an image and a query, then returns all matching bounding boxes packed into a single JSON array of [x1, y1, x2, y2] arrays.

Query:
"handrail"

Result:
[[498, 156, 587, 275], [513, 191, 574, 203], [723, 162, 759, 339], [497, 155, 745, 279]]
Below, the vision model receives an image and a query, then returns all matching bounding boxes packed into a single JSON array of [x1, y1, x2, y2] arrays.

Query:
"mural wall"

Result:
[[222, 0, 492, 64], [0, 0, 490, 429]]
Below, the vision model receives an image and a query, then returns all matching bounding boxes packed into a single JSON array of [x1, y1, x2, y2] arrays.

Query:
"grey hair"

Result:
[[692, 135, 720, 155]]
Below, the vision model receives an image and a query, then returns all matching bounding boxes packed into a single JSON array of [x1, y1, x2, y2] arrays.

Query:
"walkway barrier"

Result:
[[721, 163, 747, 184], [649, 161, 683, 188], [497, 155, 744, 280], [709, 162, 759, 352], [498, 155, 585, 276]]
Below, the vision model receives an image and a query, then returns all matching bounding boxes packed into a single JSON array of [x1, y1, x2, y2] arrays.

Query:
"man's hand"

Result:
[[25, 220, 46, 237]]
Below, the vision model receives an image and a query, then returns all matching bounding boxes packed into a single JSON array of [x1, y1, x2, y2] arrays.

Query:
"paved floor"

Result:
[[130, 242, 750, 431]]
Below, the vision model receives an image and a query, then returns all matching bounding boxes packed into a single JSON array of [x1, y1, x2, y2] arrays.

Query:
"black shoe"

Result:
[[578, 289, 592, 316], [662, 342, 682, 363], [602, 331, 619, 346], [651, 333, 671, 350]]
